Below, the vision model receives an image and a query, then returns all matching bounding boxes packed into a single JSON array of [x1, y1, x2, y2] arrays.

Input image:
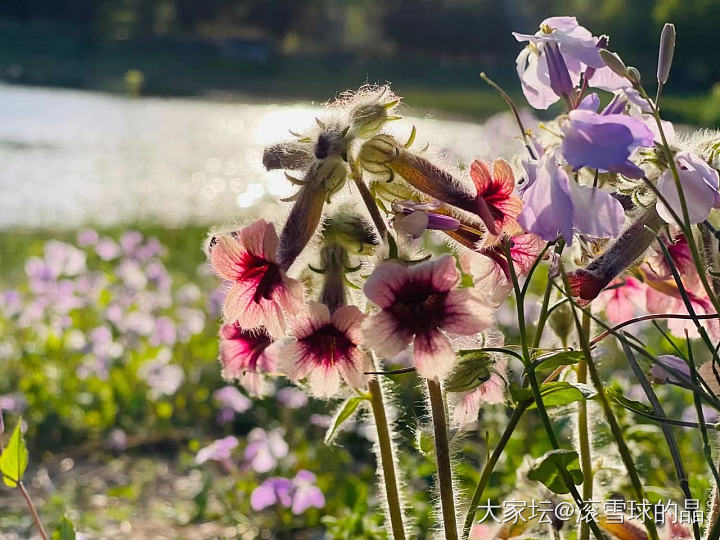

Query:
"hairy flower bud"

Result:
[[314, 125, 349, 160], [348, 102, 399, 140], [359, 135, 499, 235], [322, 211, 378, 254], [568, 205, 664, 303], [263, 142, 315, 171], [657, 23, 676, 85], [319, 244, 349, 314], [599, 49, 630, 80], [277, 156, 347, 270], [627, 67, 642, 85]]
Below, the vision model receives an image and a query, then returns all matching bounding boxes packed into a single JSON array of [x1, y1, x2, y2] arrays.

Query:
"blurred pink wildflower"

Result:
[[244, 427, 289, 473], [219, 323, 276, 397]]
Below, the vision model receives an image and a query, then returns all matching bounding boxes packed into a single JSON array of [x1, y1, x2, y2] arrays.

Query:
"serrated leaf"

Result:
[[324, 396, 365, 445], [528, 449, 583, 494], [533, 350, 584, 371], [52, 515, 76, 540], [445, 351, 494, 393], [1, 420, 28, 487], [510, 382, 596, 409]]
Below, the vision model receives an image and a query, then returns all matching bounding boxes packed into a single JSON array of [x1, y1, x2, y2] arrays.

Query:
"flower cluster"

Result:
[[202, 18, 720, 540]]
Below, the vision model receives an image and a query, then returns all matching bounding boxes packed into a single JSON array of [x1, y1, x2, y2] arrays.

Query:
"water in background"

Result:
[[0, 84, 529, 229]]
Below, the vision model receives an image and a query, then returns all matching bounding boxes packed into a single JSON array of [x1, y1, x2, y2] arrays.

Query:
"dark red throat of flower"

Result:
[[301, 324, 354, 367], [251, 260, 282, 304], [389, 284, 447, 333]]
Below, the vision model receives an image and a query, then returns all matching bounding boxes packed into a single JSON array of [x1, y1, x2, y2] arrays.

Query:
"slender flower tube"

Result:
[[277, 156, 348, 270], [568, 205, 664, 303], [263, 142, 315, 172], [358, 135, 500, 235], [544, 41, 574, 101]]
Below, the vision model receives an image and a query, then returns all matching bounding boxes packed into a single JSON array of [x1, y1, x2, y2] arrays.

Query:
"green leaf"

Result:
[[324, 396, 366, 445], [52, 515, 76, 540], [510, 382, 596, 409], [415, 428, 434, 456], [528, 449, 583, 494], [445, 351, 494, 393], [606, 388, 654, 415], [533, 350, 584, 371], [1, 420, 28, 487]]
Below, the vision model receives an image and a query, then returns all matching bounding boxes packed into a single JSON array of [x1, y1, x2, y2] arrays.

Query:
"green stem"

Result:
[[564, 285, 660, 539], [427, 378, 458, 540], [532, 273, 555, 350], [368, 376, 407, 540], [462, 402, 529, 539], [503, 240, 605, 539], [577, 317, 592, 540]]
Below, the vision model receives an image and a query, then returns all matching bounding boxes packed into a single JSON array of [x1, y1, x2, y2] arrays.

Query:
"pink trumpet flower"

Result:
[[363, 255, 492, 380], [209, 219, 303, 337]]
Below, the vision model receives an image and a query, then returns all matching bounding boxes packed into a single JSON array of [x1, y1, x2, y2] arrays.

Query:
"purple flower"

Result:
[[195, 435, 239, 465], [276, 387, 309, 409], [650, 355, 690, 385], [244, 428, 289, 473], [151, 316, 177, 346], [561, 109, 654, 178], [0, 393, 26, 413], [514, 16, 628, 109], [107, 429, 128, 452], [120, 231, 143, 255], [95, 238, 120, 261], [544, 41, 573, 99], [213, 386, 252, 415], [518, 153, 625, 243], [250, 470, 325, 514], [656, 152, 720, 224], [291, 470, 325, 514], [77, 229, 99, 247], [251, 477, 294, 511], [392, 200, 461, 239], [138, 350, 184, 398]]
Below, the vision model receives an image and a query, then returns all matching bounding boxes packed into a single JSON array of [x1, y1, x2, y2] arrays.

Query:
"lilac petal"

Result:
[[650, 355, 690, 384], [577, 93, 600, 111], [516, 47, 559, 110], [561, 110, 653, 178], [291, 485, 325, 514], [657, 170, 716, 224], [569, 183, 625, 238], [518, 154, 574, 243], [588, 65, 631, 92]]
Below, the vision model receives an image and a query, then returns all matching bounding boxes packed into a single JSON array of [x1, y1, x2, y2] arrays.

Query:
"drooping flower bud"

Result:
[[277, 156, 348, 270], [263, 142, 315, 172], [314, 125, 350, 160], [568, 205, 664, 303], [657, 23, 676, 85], [599, 49, 630, 80], [358, 135, 499, 235], [627, 67, 642, 86], [544, 41, 574, 100]]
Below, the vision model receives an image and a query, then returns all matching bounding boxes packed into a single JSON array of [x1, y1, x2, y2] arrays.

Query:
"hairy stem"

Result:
[[577, 316, 592, 540], [427, 378, 458, 540], [462, 402, 529, 539], [369, 376, 407, 540]]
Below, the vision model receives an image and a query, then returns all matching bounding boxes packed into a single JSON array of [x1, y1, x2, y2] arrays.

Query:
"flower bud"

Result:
[[322, 211, 378, 254], [319, 244, 349, 314], [314, 126, 349, 160], [544, 42, 573, 99], [358, 134, 399, 174], [348, 101, 400, 140], [315, 155, 348, 198], [599, 49, 630, 80], [657, 23, 676, 85], [627, 67, 642, 85], [263, 142, 315, 171]]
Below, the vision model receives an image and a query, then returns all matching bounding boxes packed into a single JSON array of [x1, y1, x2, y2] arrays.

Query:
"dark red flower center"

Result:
[[300, 324, 355, 367], [389, 280, 448, 333], [239, 252, 283, 304]]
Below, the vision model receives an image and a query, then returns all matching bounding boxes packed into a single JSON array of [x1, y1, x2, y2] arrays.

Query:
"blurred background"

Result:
[[1, 1, 719, 538]]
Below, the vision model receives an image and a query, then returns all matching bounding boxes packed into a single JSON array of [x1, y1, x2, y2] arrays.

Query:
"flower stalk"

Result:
[[426, 377, 458, 540]]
